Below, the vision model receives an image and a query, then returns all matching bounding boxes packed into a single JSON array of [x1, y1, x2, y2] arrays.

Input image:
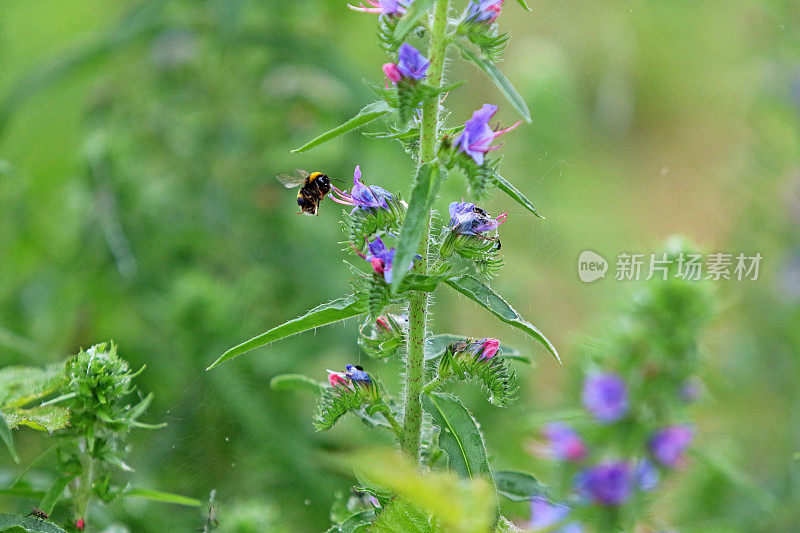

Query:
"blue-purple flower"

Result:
[[331, 165, 394, 211], [358, 236, 414, 283], [543, 422, 587, 462], [634, 458, 659, 491], [464, 0, 504, 23], [528, 496, 568, 531], [448, 201, 507, 235], [345, 364, 372, 384], [575, 461, 633, 506], [680, 378, 701, 403], [582, 373, 629, 423], [454, 104, 520, 165], [348, 0, 411, 16], [649, 425, 693, 468], [383, 43, 429, 83]]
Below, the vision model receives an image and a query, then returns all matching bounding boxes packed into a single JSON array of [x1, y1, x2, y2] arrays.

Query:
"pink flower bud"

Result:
[[382, 62, 402, 83], [328, 371, 347, 387], [479, 338, 500, 359], [370, 257, 386, 275]]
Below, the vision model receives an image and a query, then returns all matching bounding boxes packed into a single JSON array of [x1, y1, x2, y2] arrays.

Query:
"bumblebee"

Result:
[[276, 169, 332, 215]]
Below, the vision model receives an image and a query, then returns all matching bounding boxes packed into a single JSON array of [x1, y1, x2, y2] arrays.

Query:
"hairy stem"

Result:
[[401, 0, 450, 459]]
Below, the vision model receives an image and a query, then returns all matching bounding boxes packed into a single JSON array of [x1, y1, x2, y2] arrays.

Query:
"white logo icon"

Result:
[[578, 251, 608, 283]]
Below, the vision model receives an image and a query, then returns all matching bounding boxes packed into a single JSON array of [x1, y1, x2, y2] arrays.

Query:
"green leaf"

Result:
[[494, 174, 543, 218], [390, 162, 442, 293], [444, 275, 560, 364], [422, 392, 493, 485], [290, 101, 392, 153], [121, 488, 202, 507], [0, 514, 67, 533], [493, 471, 545, 502], [208, 294, 366, 369], [0, 365, 65, 409], [0, 414, 18, 463], [39, 476, 72, 515], [514, 0, 532, 11], [269, 374, 323, 394], [456, 44, 531, 123], [393, 0, 435, 41], [425, 334, 527, 363], [0, 406, 70, 433]]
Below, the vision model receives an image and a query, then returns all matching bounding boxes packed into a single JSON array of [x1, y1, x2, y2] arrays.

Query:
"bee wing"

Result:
[[276, 173, 305, 188], [295, 169, 310, 179]]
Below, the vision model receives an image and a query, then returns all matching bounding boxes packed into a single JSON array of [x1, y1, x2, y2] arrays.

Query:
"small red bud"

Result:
[[76, 519, 86, 531]]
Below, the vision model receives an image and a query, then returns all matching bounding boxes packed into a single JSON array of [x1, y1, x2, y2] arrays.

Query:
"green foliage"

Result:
[[346, 450, 495, 533], [492, 174, 543, 218], [290, 101, 392, 153], [209, 295, 367, 369], [344, 197, 407, 252], [444, 275, 560, 363], [0, 514, 66, 533], [269, 374, 324, 395], [120, 488, 202, 507], [358, 315, 406, 360], [439, 230, 504, 280], [314, 381, 384, 431], [455, 44, 531, 123], [425, 335, 527, 364], [393, 0, 435, 41], [390, 163, 442, 293], [422, 393, 494, 485], [436, 342, 518, 407], [493, 471, 545, 502]]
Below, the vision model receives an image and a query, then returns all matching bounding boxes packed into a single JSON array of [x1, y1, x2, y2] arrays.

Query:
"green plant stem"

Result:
[[73, 436, 95, 526], [422, 375, 445, 394], [381, 411, 404, 439], [401, 0, 450, 460]]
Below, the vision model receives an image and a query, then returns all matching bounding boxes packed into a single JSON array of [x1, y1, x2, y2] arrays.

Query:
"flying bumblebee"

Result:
[[276, 169, 332, 215]]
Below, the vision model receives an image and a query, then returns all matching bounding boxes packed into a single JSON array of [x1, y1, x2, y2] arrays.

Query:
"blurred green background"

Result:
[[0, 0, 798, 530]]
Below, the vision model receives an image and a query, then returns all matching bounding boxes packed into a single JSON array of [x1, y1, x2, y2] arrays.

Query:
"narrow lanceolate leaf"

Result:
[[393, 0, 435, 41], [514, 0, 532, 11], [493, 471, 545, 502], [0, 513, 67, 533], [422, 392, 493, 485], [494, 174, 543, 218], [390, 162, 442, 294], [0, 415, 18, 463], [0, 406, 70, 433], [122, 488, 202, 507], [269, 374, 324, 395], [291, 101, 392, 153], [456, 44, 531, 123], [444, 275, 560, 364], [207, 295, 366, 370], [39, 475, 73, 515]]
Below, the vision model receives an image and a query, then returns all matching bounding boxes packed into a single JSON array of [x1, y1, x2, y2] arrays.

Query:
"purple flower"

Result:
[[464, 0, 504, 23], [649, 425, 693, 468], [398, 43, 429, 80], [359, 236, 415, 284], [543, 422, 587, 462], [454, 104, 520, 165], [575, 461, 633, 506], [348, 0, 411, 16], [330, 165, 394, 211], [345, 364, 372, 384], [634, 458, 659, 491], [448, 201, 507, 235], [582, 373, 629, 423], [528, 496, 569, 531]]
